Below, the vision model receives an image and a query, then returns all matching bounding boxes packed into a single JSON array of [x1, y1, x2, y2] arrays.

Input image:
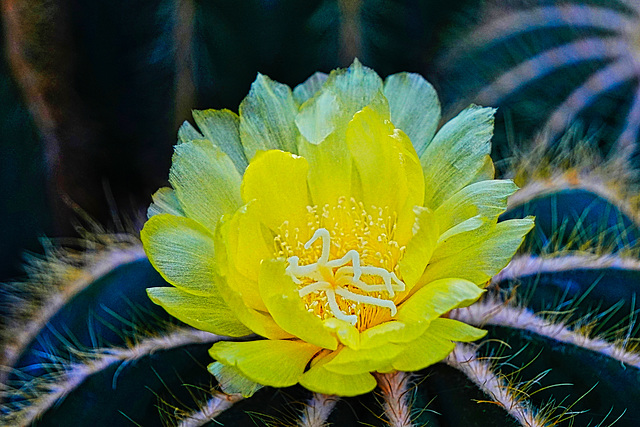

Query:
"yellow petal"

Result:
[[214, 219, 292, 340], [299, 354, 377, 396], [346, 107, 423, 219], [422, 218, 535, 286], [209, 340, 319, 388], [298, 131, 352, 207], [322, 342, 403, 375], [223, 201, 273, 311], [259, 259, 339, 350], [391, 318, 486, 371], [147, 287, 251, 337], [398, 206, 438, 291], [141, 214, 216, 296], [241, 149, 310, 231], [170, 140, 242, 231], [322, 318, 360, 349]]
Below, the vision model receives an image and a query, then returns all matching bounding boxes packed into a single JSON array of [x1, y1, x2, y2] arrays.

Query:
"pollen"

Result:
[[275, 197, 406, 331]]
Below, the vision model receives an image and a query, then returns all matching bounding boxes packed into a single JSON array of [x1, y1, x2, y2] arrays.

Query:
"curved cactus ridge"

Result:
[[436, 0, 640, 163]]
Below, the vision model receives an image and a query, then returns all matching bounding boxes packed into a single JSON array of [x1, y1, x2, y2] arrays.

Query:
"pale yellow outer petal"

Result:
[[170, 140, 243, 232], [240, 149, 310, 231], [147, 287, 251, 337], [391, 318, 486, 372], [209, 340, 319, 388], [299, 353, 377, 396], [422, 218, 535, 286], [141, 214, 217, 296]]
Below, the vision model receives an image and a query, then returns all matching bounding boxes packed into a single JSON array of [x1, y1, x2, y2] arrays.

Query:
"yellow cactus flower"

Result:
[[141, 60, 534, 397]]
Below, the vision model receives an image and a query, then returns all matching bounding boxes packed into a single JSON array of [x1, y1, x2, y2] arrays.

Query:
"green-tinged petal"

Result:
[[299, 355, 377, 396], [428, 317, 487, 342], [241, 149, 310, 231], [471, 154, 495, 182], [239, 74, 299, 161], [436, 215, 484, 247], [323, 318, 360, 349], [435, 180, 518, 232], [391, 327, 453, 372], [177, 120, 203, 144], [295, 90, 340, 144], [321, 59, 390, 133], [141, 214, 216, 296], [384, 72, 440, 156], [208, 362, 263, 397], [421, 105, 496, 209], [422, 218, 535, 285], [170, 140, 243, 231], [360, 321, 424, 348], [209, 340, 319, 388], [147, 187, 184, 218], [346, 107, 420, 216], [259, 259, 339, 350], [323, 343, 403, 375], [147, 287, 251, 337], [299, 132, 352, 207], [397, 278, 485, 324], [293, 71, 328, 105], [192, 109, 248, 172], [391, 318, 486, 371], [398, 206, 438, 290]]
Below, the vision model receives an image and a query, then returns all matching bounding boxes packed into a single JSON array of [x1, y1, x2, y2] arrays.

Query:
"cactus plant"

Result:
[[434, 0, 640, 164], [1, 61, 640, 427]]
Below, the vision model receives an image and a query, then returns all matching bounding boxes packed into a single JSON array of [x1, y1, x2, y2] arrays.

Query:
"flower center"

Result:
[[274, 197, 406, 330]]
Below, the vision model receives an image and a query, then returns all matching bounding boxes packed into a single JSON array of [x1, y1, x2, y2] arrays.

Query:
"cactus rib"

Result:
[[451, 297, 640, 369], [0, 327, 220, 426], [445, 344, 546, 427], [297, 393, 339, 427]]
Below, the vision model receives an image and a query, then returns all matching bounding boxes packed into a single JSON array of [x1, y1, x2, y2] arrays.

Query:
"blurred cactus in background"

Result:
[[2, 0, 640, 426]]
